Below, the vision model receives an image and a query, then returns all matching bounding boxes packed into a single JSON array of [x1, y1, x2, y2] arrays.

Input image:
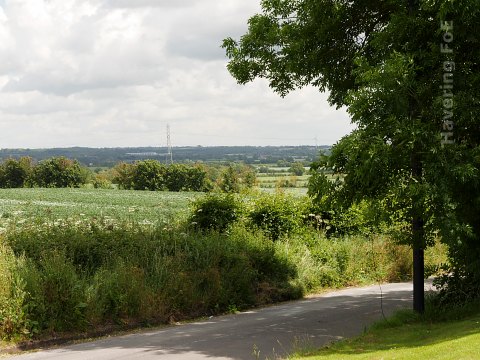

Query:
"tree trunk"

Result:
[[411, 135, 425, 313]]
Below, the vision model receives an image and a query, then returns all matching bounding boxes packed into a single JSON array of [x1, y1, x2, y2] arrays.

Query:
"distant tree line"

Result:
[[0, 146, 325, 168], [112, 160, 210, 192], [112, 160, 256, 192], [0, 157, 88, 188], [0, 157, 257, 193]]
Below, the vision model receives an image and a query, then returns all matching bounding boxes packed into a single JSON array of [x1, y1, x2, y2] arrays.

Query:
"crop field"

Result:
[[0, 188, 196, 232]]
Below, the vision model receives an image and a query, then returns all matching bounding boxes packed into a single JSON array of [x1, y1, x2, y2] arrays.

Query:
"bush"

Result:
[[189, 193, 241, 232], [289, 162, 305, 176], [112, 162, 136, 190], [133, 160, 166, 191], [218, 164, 256, 193], [249, 193, 304, 240], [0, 243, 31, 339], [88, 259, 153, 321], [164, 164, 209, 192], [36, 251, 87, 331], [92, 171, 114, 189], [0, 157, 33, 188], [3, 221, 305, 338], [33, 157, 89, 188]]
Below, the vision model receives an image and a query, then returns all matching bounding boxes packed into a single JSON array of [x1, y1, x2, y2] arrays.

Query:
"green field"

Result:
[[256, 174, 310, 189], [0, 188, 196, 231]]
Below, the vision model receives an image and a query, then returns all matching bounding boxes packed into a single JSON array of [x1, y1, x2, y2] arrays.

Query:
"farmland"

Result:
[[0, 188, 195, 231]]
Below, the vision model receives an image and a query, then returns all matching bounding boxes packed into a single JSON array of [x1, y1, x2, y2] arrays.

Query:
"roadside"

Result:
[[1, 281, 431, 360], [290, 301, 480, 360]]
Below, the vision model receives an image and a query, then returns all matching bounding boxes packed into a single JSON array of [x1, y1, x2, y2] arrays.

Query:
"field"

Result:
[[0, 188, 196, 232], [257, 174, 310, 188]]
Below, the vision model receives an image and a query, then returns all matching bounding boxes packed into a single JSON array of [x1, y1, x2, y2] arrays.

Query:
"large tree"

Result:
[[223, 0, 480, 311]]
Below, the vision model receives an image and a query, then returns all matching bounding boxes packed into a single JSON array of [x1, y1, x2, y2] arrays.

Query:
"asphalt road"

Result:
[[9, 282, 430, 360]]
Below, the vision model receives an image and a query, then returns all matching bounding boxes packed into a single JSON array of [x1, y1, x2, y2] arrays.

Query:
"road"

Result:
[[8, 282, 430, 360]]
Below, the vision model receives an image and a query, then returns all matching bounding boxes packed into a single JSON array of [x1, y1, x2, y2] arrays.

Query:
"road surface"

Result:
[[8, 281, 431, 360]]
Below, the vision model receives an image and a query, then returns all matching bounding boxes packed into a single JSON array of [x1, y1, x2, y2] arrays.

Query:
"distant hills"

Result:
[[0, 146, 329, 167]]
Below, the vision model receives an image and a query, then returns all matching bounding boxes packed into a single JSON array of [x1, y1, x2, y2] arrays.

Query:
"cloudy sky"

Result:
[[0, 0, 354, 149]]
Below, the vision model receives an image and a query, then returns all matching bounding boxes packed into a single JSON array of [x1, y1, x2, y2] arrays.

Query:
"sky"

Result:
[[0, 0, 355, 149]]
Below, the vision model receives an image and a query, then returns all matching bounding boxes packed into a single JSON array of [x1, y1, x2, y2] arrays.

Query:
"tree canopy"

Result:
[[224, 0, 480, 305]]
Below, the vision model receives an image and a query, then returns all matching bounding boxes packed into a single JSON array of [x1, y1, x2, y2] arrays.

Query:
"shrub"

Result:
[[0, 243, 30, 339], [37, 251, 87, 331], [249, 193, 304, 240], [218, 164, 256, 193], [33, 157, 89, 188], [289, 162, 305, 176], [92, 171, 114, 189], [189, 193, 241, 232], [0, 157, 33, 188], [133, 160, 166, 191], [164, 164, 209, 192], [88, 259, 153, 322], [112, 162, 135, 190], [219, 165, 240, 193]]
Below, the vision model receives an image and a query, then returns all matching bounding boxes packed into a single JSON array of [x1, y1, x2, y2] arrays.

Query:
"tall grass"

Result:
[[0, 221, 302, 339], [0, 219, 446, 341]]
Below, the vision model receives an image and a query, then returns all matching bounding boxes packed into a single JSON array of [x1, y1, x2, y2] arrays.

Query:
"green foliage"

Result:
[[307, 171, 341, 212], [224, 0, 480, 301], [0, 157, 33, 189], [219, 165, 241, 193], [1, 220, 305, 338], [33, 157, 89, 188], [164, 164, 210, 192], [248, 193, 303, 240], [289, 162, 305, 176], [0, 244, 31, 339], [132, 160, 166, 191], [219, 164, 256, 193], [92, 169, 115, 189], [189, 193, 241, 232], [113, 161, 210, 192], [0, 188, 448, 340], [258, 166, 270, 174], [35, 251, 87, 331], [88, 259, 152, 321], [112, 162, 135, 190]]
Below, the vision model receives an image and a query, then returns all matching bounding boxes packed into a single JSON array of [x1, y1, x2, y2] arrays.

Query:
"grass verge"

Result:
[[290, 301, 480, 360]]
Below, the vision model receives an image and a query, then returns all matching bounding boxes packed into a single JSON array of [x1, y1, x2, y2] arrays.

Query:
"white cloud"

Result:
[[0, 0, 353, 148]]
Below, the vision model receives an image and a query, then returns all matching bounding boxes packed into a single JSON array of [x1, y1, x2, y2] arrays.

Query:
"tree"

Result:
[[289, 162, 305, 176], [164, 164, 209, 192], [223, 1, 480, 311], [0, 157, 33, 188], [219, 164, 257, 193], [185, 165, 211, 192], [33, 157, 88, 188], [132, 160, 166, 191], [220, 165, 241, 193], [112, 162, 136, 190]]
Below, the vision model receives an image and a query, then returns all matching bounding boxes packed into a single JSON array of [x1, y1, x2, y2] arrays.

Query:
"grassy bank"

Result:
[[0, 223, 445, 342], [290, 305, 480, 360]]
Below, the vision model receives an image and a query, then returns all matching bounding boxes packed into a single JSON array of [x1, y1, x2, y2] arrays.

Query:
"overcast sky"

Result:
[[0, 0, 354, 149]]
